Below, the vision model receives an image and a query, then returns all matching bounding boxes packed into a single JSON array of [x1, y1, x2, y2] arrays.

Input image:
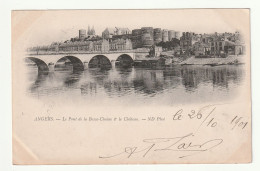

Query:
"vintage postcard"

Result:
[[12, 9, 251, 164]]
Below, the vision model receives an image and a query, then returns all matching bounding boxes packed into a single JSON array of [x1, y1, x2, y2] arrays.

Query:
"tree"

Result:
[[156, 38, 180, 50]]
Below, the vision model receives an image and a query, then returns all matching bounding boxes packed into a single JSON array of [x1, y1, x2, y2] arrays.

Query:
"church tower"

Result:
[[87, 25, 91, 36], [91, 26, 96, 35]]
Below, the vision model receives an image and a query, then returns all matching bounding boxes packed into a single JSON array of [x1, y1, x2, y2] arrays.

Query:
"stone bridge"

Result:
[[25, 52, 137, 72]]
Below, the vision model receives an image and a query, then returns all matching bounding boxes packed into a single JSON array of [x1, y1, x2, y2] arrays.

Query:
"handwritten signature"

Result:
[[99, 133, 223, 159]]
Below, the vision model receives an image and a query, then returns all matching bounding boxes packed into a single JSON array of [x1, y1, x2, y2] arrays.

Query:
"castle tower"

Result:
[[168, 30, 175, 41], [162, 29, 169, 42], [79, 29, 86, 41]]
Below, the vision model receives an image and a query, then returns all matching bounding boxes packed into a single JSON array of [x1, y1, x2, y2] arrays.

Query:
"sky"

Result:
[[12, 9, 250, 47]]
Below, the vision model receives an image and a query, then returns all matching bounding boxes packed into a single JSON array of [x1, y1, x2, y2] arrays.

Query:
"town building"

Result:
[[149, 45, 163, 57], [180, 32, 200, 54], [210, 39, 245, 56], [193, 42, 210, 56], [58, 41, 94, 52], [109, 38, 132, 51], [114, 27, 131, 35], [210, 34, 226, 56], [200, 34, 213, 44], [93, 39, 109, 52], [234, 40, 245, 55], [77, 41, 94, 51], [196, 32, 245, 57]]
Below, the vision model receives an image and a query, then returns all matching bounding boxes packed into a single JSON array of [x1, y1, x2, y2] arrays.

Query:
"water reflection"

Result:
[[180, 66, 243, 92], [63, 71, 83, 87], [29, 72, 49, 92], [133, 69, 165, 95], [26, 65, 244, 104]]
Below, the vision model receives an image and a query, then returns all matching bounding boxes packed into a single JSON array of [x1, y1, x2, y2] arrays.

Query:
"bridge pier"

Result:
[[111, 60, 116, 69], [48, 63, 55, 72], [83, 61, 88, 70]]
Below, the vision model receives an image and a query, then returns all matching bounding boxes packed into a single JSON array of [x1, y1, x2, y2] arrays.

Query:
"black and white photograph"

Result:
[[23, 10, 247, 106], [11, 9, 251, 165]]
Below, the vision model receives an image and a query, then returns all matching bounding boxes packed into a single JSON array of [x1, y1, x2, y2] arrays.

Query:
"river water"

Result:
[[25, 65, 245, 106]]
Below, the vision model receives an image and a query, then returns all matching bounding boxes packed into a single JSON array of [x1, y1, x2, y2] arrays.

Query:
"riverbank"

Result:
[[179, 55, 245, 65]]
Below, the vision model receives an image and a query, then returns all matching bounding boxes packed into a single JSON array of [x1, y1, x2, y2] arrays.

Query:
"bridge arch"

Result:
[[26, 57, 49, 72], [88, 55, 112, 68], [115, 54, 134, 67], [55, 56, 84, 71]]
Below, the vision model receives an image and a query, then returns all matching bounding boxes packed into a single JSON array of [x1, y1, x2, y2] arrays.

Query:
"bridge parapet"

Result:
[[27, 50, 138, 56]]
